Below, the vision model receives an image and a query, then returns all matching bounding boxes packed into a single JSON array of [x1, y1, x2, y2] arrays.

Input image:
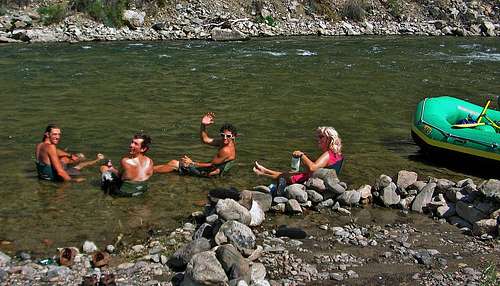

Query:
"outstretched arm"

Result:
[[293, 150, 330, 172], [200, 112, 221, 147]]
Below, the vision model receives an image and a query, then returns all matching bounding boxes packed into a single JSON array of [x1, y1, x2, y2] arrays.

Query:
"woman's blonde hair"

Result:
[[316, 126, 342, 154]]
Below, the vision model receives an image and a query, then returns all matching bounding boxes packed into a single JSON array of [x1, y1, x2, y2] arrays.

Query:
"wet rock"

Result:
[[305, 178, 326, 192], [478, 179, 500, 202], [319, 198, 334, 208], [286, 199, 303, 214], [472, 219, 497, 236], [337, 190, 361, 205], [448, 216, 473, 229], [239, 190, 253, 210], [168, 238, 211, 271], [215, 244, 250, 284], [182, 251, 228, 286], [215, 220, 256, 256], [380, 182, 400, 206], [480, 20, 496, 36], [397, 170, 418, 190], [413, 250, 432, 266], [375, 174, 392, 190], [437, 203, 456, 218], [285, 184, 308, 203], [456, 201, 487, 224], [0, 251, 11, 266], [83, 241, 98, 254], [216, 198, 252, 225], [211, 27, 249, 41], [273, 197, 288, 204], [306, 189, 323, 203], [436, 179, 455, 192], [399, 195, 415, 210], [0, 35, 21, 43], [411, 182, 436, 213], [123, 10, 145, 29], [249, 200, 265, 226], [445, 187, 466, 203], [250, 191, 272, 212], [311, 168, 338, 181], [276, 226, 307, 239], [358, 185, 372, 200], [253, 185, 271, 194], [11, 29, 30, 41], [250, 263, 266, 282]]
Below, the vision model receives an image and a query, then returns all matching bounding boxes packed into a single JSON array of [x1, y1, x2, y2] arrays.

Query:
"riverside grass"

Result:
[[70, 0, 128, 27]]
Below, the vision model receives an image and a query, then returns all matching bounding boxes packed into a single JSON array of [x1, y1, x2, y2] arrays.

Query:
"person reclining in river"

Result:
[[154, 112, 237, 177], [35, 124, 104, 182], [253, 126, 344, 190], [100, 133, 154, 197]]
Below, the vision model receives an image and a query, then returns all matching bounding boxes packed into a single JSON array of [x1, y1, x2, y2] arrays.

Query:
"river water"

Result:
[[0, 36, 499, 255]]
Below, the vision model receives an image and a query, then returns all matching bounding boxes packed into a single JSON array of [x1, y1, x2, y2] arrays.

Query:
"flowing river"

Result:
[[0, 36, 499, 255]]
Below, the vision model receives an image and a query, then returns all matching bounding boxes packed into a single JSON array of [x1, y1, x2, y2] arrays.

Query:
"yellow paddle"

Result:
[[476, 99, 491, 123], [483, 116, 500, 131], [452, 122, 486, 128]]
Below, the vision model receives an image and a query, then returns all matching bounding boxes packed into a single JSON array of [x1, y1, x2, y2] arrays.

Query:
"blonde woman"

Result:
[[253, 126, 343, 185]]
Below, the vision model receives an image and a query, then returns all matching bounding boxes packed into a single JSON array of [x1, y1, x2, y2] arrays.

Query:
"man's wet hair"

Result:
[[220, 123, 237, 137], [42, 124, 59, 141], [134, 133, 152, 152]]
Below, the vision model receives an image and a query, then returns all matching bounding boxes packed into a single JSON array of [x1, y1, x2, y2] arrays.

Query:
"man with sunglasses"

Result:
[[154, 112, 237, 177]]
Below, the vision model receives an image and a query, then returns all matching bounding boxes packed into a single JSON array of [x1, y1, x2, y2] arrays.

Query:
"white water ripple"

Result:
[[296, 49, 317, 56]]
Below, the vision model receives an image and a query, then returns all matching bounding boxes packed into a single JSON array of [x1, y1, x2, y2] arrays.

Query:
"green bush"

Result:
[[386, 0, 403, 19], [70, 0, 128, 27], [38, 4, 67, 25], [341, 0, 367, 22], [255, 15, 277, 27]]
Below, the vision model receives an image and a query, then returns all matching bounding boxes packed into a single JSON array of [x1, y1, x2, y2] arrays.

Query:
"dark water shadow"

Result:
[[408, 150, 499, 179]]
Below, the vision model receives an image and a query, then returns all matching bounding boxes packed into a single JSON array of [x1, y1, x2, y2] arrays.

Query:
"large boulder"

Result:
[[249, 200, 265, 226], [0, 251, 11, 266], [182, 251, 228, 286], [122, 10, 145, 28], [167, 238, 211, 271], [250, 191, 272, 212], [215, 220, 256, 256], [380, 182, 400, 207], [337, 190, 361, 205], [250, 263, 267, 283], [305, 189, 323, 203], [216, 199, 252, 225], [215, 244, 250, 284], [285, 184, 308, 203], [304, 177, 326, 192], [411, 182, 436, 213], [480, 20, 496, 37], [396, 170, 418, 190], [472, 219, 498, 236], [456, 201, 487, 224], [375, 174, 392, 191], [311, 168, 338, 181], [211, 27, 249, 41], [479, 179, 500, 203]]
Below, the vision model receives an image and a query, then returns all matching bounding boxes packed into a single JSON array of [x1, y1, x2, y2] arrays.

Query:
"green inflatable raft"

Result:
[[411, 96, 500, 162]]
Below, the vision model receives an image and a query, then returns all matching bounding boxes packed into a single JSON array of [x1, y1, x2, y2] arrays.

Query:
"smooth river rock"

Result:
[[412, 182, 436, 213], [216, 198, 252, 225], [181, 251, 228, 286], [215, 220, 256, 256]]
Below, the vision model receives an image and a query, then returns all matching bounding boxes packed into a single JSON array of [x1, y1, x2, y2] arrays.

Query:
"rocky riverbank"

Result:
[[0, 170, 498, 285], [0, 0, 498, 43]]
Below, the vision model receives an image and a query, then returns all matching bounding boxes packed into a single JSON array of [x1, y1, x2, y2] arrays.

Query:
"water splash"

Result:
[[296, 49, 317, 56]]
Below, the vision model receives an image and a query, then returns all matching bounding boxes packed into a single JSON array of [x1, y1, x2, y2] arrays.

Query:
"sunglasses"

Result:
[[220, 133, 234, 139]]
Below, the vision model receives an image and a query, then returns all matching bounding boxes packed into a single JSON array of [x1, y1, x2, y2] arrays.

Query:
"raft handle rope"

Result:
[[417, 98, 499, 150]]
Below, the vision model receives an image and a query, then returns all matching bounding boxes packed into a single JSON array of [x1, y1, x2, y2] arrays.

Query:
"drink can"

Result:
[[290, 156, 301, 172]]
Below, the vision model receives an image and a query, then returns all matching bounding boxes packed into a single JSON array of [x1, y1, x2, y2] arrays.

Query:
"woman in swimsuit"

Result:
[[253, 126, 343, 185]]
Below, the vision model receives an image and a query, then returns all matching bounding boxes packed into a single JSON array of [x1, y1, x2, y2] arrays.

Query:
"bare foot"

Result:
[[97, 153, 105, 160], [253, 167, 265, 176]]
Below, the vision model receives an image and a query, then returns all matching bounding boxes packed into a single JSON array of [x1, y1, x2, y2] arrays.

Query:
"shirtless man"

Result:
[[100, 133, 153, 196], [154, 112, 237, 177], [35, 124, 103, 182]]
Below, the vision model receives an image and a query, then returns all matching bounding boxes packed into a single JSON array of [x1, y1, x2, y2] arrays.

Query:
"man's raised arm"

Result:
[[199, 112, 220, 146]]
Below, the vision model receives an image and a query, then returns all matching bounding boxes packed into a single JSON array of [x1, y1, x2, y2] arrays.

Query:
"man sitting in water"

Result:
[[154, 112, 237, 177], [35, 124, 104, 182], [100, 133, 154, 197]]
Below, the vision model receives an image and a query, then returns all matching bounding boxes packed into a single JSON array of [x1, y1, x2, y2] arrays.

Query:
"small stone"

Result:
[[106, 245, 115, 253], [330, 273, 343, 281], [347, 270, 359, 279], [132, 245, 145, 253], [83, 241, 98, 254]]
